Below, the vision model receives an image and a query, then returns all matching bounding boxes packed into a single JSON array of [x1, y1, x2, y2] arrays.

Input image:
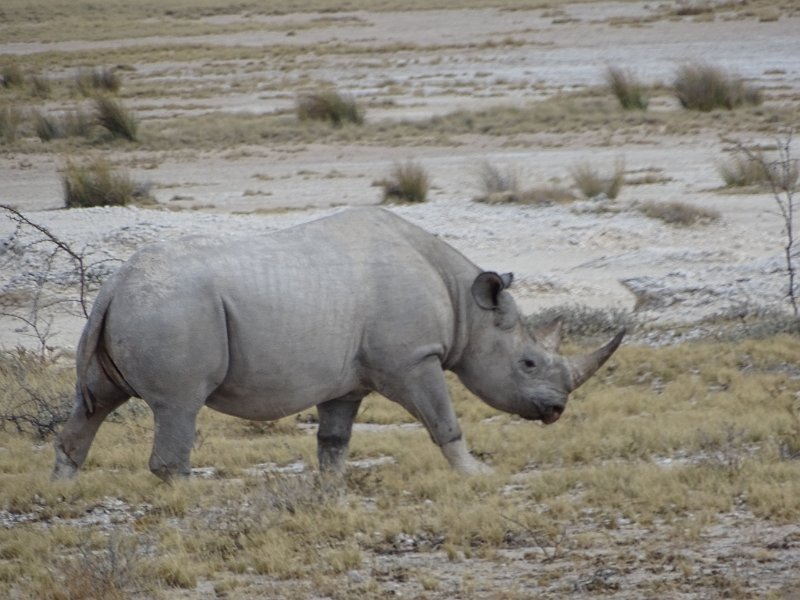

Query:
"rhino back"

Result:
[[102, 208, 479, 419]]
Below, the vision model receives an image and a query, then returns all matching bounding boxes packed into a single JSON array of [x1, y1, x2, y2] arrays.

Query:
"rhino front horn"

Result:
[[566, 329, 625, 391]]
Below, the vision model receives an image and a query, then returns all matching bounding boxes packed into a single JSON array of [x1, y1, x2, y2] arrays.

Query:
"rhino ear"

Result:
[[471, 271, 512, 310]]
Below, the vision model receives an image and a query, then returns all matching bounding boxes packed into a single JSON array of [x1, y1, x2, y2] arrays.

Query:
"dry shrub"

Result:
[[570, 159, 625, 199], [0, 348, 73, 439], [94, 95, 138, 141], [606, 66, 648, 110], [638, 200, 720, 226], [62, 159, 152, 208], [55, 536, 143, 600], [673, 64, 762, 111], [381, 160, 429, 203], [296, 89, 363, 126]]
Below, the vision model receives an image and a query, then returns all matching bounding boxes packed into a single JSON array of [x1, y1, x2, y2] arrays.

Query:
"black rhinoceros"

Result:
[[53, 207, 623, 480]]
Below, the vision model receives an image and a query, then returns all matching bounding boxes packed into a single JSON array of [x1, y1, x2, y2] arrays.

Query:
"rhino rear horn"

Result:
[[566, 329, 625, 391], [532, 317, 563, 353]]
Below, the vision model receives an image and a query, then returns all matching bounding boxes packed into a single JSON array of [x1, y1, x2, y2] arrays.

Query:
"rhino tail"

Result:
[[76, 286, 114, 416]]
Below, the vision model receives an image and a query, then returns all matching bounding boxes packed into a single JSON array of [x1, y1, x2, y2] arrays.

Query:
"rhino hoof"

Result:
[[52, 446, 79, 481]]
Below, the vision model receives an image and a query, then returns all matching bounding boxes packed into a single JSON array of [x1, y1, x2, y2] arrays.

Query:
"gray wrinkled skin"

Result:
[[52, 207, 623, 481]]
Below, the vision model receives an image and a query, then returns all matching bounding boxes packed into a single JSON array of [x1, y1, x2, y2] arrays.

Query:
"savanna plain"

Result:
[[1, 0, 800, 598]]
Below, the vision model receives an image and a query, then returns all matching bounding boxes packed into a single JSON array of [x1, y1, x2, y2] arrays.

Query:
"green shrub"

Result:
[[606, 66, 648, 110], [296, 90, 363, 126], [570, 159, 625, 199], [381, 161, 429, 203], [62, 159, 151, 208], [637, 200, 720, 226], [673, 64, 762, 111], [94, 95, 138, 141]]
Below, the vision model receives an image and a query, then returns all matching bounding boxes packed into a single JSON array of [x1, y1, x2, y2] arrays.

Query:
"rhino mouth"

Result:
[[518, 404, 563, 424], [540, 407, 563, 425]]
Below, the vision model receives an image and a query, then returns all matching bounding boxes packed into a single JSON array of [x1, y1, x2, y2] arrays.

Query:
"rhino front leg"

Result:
[[316, 393, 365, 474], [380, 356, 491, 475]]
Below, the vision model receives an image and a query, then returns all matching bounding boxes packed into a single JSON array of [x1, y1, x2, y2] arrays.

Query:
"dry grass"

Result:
[[606, 66, 648, 110], [473, 161, 576, 206], [637, 200, 720, 226], [380, 161, 430, 203], [93, 96, 138, 142], [75, 68, 121, 96], [673, 64, 762, 112], [569, 159, 625, 199], [296, 90, 363, 127], [33, 109, 93, 141], [718, 150, 799, 191], [2, 333, 800, 597], [0, 105, 23, 143], [61, 159, 152, 208], [1, 64, 25, 89]]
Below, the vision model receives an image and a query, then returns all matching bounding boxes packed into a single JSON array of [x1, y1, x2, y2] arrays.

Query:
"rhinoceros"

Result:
[[53, 207, 623, 481]]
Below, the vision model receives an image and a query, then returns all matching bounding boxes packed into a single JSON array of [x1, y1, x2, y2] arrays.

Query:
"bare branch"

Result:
[[732, 132, 798, 316], [0, 203, 90, 318]]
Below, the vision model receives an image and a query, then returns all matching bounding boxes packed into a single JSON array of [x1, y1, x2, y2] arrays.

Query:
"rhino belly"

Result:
[[204, 383, 339, 421]]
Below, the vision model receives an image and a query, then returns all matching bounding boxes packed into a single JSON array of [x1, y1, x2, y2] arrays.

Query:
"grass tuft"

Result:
[[637, 200, 720, 226], [569, 159, 625, 199], [1, 64, 24, 88], [606, 66, 648, 110], [61, 158, 152, 208], [33, 109, 93, 141], [28, 74, 52, 99], [0, 105, 23, 143], [93, 95, 138, 141], [75, 67, 121, 96], [476, 160, 520, 197], [673, 64, 762, 111], [380, 160, 430, 203], [296, 89, 363, 127], [718, 150, 799, 191], [474, 161, 575, 205]]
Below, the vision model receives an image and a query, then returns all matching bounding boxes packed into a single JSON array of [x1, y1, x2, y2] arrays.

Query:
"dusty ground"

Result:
[[2, 1, 800, 598]]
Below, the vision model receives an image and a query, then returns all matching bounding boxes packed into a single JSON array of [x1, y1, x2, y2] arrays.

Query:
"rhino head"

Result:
[[455, 272, 624, 424]]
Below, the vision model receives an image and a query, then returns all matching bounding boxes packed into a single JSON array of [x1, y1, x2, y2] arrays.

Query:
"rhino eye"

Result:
[[522, 359, 536, 369]]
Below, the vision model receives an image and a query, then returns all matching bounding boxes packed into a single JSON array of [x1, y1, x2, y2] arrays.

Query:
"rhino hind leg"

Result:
[[147, 399, 204, 482], [52, 361, 130, 480], [316, 393, 364, 474]]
